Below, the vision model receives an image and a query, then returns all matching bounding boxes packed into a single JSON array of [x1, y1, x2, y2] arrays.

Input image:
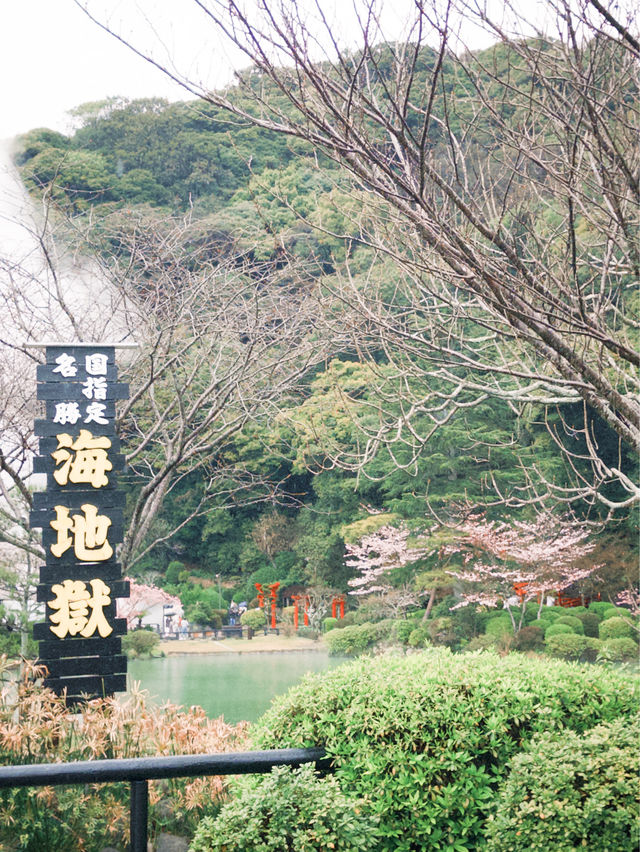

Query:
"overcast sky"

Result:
[[2, 0, 563, 142], [1, 0, 240, 140]]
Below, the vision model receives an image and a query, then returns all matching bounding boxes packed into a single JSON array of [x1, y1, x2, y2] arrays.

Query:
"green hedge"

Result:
[[544, 622, 575, 639], [485, 717, 640, 851], [588, 601, 617, 617], [598, 638, 638, 662], [251, 650, 638, 851], [545, 633, 586, 660], [190, 765, 379, 852], [575, 610, 601, 637], [599, 616, 636, 641], [554, 615, 584, 634], [324, 623, 379, 656], [484, 616, 512, 637]]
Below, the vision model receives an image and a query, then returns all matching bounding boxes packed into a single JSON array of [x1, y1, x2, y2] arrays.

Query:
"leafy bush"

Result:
[[240, 608, 266, 630], [396, 618, 418, 644], [122, 629, 160, 658], [554, 615, 584, 634], [599, 616, 636, 641], [484, 717, 640, 851], [544, 622, 574, 639], [588, 601, 618, 617], [190, 764, 379, 852], [484, 616, 512, 637], [253, 650, 638, 851], [0, 659, 248, 851], [324, 623, 378, 656], [296, 626, 319, 640], [598, 638, 639, 663], [323, 616, 339, 632], [545, 633, 586, 660], [512, 624, 544, 651], [575, 610, 601, 637], [581, 637, 602, 663], [427, 616, 457, 646], [407, 627, 429, 648]]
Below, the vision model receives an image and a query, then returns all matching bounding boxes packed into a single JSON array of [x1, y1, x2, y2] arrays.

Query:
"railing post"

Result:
[[130, 779, 149, 852]]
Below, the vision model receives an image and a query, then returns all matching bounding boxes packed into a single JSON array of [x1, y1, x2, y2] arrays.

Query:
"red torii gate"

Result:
[[255, 582, 280, 629]]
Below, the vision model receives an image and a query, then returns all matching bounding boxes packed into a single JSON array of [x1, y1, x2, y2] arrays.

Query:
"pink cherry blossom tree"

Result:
[[444, 512, 600, 633], [346, 525, 427, 601]]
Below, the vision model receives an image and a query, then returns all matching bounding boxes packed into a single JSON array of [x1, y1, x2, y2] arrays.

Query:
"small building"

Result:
[[116, 580, 183, 634]]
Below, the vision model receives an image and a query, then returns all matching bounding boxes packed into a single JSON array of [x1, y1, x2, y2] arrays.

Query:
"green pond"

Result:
[[127, 651, 344, 723]]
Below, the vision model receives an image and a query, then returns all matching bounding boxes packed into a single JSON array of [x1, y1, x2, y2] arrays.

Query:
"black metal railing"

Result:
[[0, 747, 328, 852]]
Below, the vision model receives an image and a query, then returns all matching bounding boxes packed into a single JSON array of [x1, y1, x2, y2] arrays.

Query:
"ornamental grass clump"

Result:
[[0, 657, 248, 851], [250, 649, 638, 852]]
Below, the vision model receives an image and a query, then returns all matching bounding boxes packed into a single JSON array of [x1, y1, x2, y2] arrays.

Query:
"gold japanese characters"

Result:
[[31, 345, 130, 702]]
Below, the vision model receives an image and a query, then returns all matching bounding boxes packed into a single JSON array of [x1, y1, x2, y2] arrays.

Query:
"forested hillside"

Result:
[[12, 36, 638, 618]]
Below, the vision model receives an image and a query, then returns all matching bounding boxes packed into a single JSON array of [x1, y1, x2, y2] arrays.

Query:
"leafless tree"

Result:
[[77, 0, 639, 514], [0, 175, 328, 582]]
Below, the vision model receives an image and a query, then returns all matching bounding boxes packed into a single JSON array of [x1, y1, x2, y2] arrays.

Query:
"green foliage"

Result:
[[396, 618, 419, 645], [484, 717, 640, 851], [575, 610, 601, 637], [122, 629, 160, 658], [598, 638, 639, 663], [599, 616, 636, 641], [554, 615, 584, 634], [407, 627, 429, 648], [165, 560, 185, 585], [190, 765, 379, 852], [427, 616, 458, 646], [253, 650, 638, 851], [588, 601, 618, 617], [512, 625, 544, 651], [545, 633, 586, 660], [324, 623, 380, 656], [323, 616, 339, 632], [240, 608, 266, 629], [544, 622, 575, 639], [484, 615, 512, 637], [296, 626, 319, 640]]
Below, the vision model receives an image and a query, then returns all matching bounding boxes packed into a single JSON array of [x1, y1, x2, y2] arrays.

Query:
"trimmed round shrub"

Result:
[[190, 764, 379, 852], [582, 636, 602, 663], [122, 629, 160, 657], [601, 606, 631, 619], [407, 627, 428, 648], [253, 650, 639, 852], [598, 638, 639, 663], [485, 717, 640, 851], [323, 616, 339, 633], [240, 608, 266, 630], [545, 632, 586, 660], [538, 607, 561, 621], [599, 616, 636, 641], [484, 615, 513, 637], [589, 601, 618, 617], [513, 624, 544, 651], [544, 621, 574, 639], [576, 610, 601, 637], [324, 623, 378, 656], [554, 614, 584, 634]]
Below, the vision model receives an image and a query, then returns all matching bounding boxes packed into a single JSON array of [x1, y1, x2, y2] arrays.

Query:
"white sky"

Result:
[[1, 0, 570, 142], [1, 0, 240, 140]]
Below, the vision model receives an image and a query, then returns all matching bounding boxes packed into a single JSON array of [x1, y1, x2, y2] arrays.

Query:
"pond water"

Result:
[[127, 651, 344, 723]]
